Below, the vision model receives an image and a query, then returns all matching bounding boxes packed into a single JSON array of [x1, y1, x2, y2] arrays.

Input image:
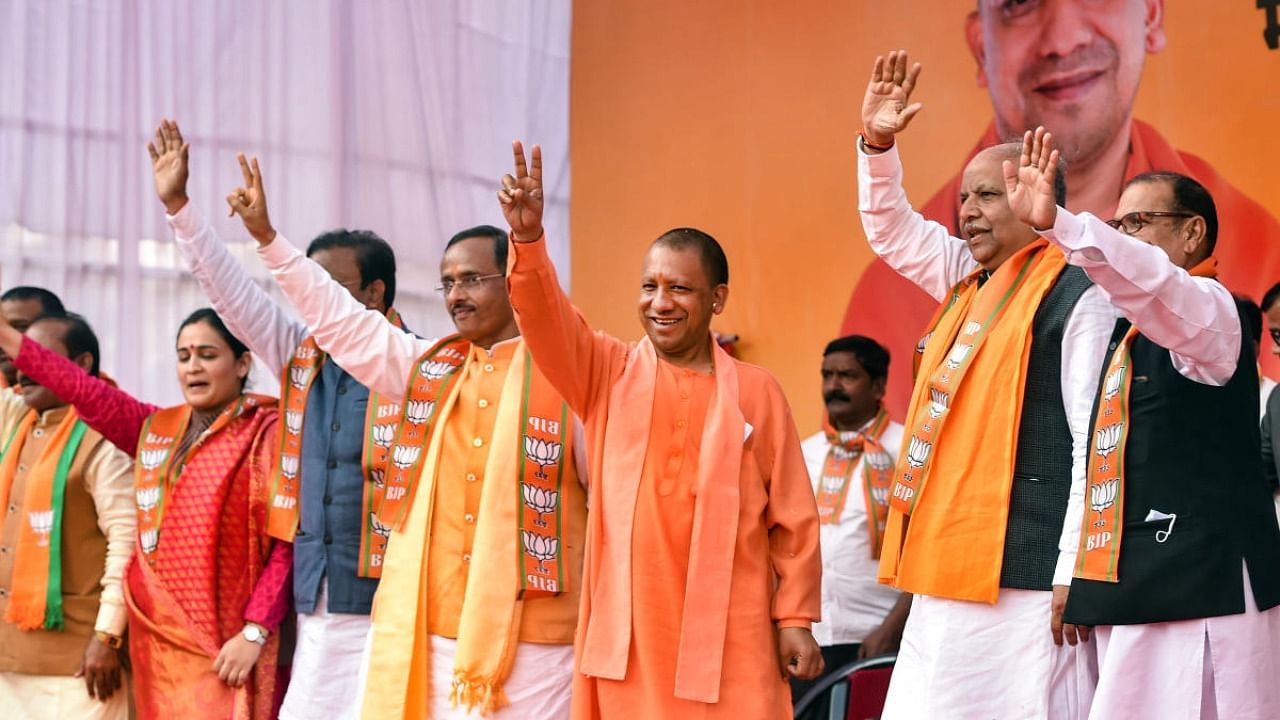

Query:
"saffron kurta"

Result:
[[507, 233, 822, 719]]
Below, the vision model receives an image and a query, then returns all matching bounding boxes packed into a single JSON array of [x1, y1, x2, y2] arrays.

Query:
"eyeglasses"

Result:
[[1105, 211, 1196, 236], [435, 273, 504, 295]]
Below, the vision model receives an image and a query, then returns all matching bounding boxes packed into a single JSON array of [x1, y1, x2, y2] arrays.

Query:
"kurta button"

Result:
[[331, 422, 341, 432], [7, 504, 15, 513], [32, 429, 43, 438], [466, 473, 477, 482], [464, 513, 475, 524], [16, 464, 26, 473], [463, 553, 472, 562], [483, 364, 494, 372], [327, 459, 338, 469], [337, 386, 348, 395], [478, 399, 489, 408], [473, 438, 483, 448], [323, 534, 333, 544], [323, 495, 332, 506]]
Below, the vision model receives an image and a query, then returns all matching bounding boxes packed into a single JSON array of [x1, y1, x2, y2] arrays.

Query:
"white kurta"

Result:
[[278, 581, 372, 720], [1041, 208, 1280, 720], [801, 420, 905, 646], [0, 673, 130, 720], [858, 139, 1113, 719]]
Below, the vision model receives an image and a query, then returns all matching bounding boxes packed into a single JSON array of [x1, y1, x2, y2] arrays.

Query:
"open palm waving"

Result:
[[862, 50, 924, 147]]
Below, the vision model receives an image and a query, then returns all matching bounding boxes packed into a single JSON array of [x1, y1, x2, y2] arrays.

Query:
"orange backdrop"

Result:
[[568, 1, 1280, 435]]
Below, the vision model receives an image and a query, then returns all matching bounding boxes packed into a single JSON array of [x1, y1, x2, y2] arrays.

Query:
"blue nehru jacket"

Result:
[[292, 360, 381, 615]]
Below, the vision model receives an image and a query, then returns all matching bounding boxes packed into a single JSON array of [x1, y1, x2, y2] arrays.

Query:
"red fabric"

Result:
[[846, 666, 893, 720], [843, 120, 1280, 418], [13, 335, 157, 456]]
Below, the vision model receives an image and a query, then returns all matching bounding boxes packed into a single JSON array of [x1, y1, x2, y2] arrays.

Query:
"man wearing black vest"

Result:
[[857, 51, 1111, 718], [1010, 127, 1280, 718]]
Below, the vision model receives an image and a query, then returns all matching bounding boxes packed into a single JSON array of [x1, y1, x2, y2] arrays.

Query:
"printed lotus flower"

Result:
[[905, 435, 932, 469], [392, 445, 421, 469], [1090, 479, 1120, 528], [404, 400, 435, 425], [285, 410, 304, 436], [28, 511, 53, 546], [865, 451, 894, 472], [289, 365, 312, 389], [136, 487, 161, 514], [521, 529, 560, 574], [523, 437, 563, 480], [419, 359, 455, 381], [831, 444, 858, 461], [371, 423, 396, 448], [141, 529, 159, 554], [945, 343, 973, 370], [1094, 422, 1123, 471], [870, 485, 890, 507], [522, 483, 560, 528], [140, 448, 168, 471], [963, 321, 981, 337], [916, 332, 933, 355], [928, 388, 950, 419], [820, 474, 844, 493], [280, 454, 300, 479], [370, 469, 385, 488], [368, 512, 392, 538], [1103, 365, 1126, 402]]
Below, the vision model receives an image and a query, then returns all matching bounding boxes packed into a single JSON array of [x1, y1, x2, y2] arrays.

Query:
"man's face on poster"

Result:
[[967, 0, 1166, 167]]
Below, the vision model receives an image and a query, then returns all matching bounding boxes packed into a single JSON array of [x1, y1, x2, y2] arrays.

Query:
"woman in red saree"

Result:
[[0, 307, 291, 719]]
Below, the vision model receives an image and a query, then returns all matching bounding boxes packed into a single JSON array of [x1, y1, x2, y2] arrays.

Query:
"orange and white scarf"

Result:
[[0, 408, 89, 630], [816, 408, 894, 558], [266, 308, 409, 577], [1075, 258, 1219, 582]]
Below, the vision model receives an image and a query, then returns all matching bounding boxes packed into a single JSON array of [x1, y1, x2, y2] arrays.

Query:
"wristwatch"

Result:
[[241, 623, 268, 646], [95, 631, 124, 650]]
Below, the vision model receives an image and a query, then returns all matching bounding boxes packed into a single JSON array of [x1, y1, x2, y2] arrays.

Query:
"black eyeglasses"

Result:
[[1105, 211, 1196, 236]]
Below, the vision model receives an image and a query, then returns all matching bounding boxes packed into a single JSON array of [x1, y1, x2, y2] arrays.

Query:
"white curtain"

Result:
[[0, 0, 571, 404]]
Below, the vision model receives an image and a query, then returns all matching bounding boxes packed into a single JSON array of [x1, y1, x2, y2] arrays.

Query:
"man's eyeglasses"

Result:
[[435, 273, 505, 295], [1105, 211, 1196, 236]]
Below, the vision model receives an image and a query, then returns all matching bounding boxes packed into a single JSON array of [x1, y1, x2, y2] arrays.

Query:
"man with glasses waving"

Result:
[[1010, 126, 1280, 719], [222, 152, 588, 719]]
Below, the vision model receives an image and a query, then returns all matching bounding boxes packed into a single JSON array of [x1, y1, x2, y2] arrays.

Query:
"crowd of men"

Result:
[[1, 35, 1280, 720]]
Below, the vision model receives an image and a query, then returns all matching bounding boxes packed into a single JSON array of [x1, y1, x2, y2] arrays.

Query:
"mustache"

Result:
[[823, 391, 851, 405], [1019, 40, 1119, 92], [449, 301, 476, 315]]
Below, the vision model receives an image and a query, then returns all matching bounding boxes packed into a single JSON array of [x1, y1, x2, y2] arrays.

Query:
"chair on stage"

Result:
[[792, 654, 896, 720]]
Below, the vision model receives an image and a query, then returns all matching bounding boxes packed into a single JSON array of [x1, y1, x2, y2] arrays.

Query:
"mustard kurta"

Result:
[[508, 234, 822, 719]]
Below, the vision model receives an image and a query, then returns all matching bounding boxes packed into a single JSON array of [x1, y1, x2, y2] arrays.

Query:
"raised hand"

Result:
[[225, 153, 276, 246], [147, 119, 190, 215], [1003, 126, 1060, 231], [862, 50, 924, 147], [498, 141, 544, 243]]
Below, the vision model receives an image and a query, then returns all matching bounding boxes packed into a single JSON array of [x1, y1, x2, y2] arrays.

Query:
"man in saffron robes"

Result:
[[499, 141, 823, 718], [224, 156, 588, 718], [858, 51, 1115, 718], [1009, 128, 1280, 720], [843, 2, 1280, 414]]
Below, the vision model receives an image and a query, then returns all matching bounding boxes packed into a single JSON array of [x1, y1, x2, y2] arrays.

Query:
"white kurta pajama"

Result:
[[857, 140, 1114, 719], [1042, 209, 1280, 720]]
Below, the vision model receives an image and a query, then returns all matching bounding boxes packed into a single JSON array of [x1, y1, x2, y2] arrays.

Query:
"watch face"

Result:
[[242, 625, 264, 643]]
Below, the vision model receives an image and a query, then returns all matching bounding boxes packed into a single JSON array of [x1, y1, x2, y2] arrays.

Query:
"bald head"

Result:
[[970, 142, 1068, 207]]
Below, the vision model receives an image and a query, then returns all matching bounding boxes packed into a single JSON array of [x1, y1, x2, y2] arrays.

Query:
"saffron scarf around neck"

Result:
[[579, 335, 744, 704], [1075, 257, 1219, 583], [0, 407, 89, 630], [817, 408, 893, 558]]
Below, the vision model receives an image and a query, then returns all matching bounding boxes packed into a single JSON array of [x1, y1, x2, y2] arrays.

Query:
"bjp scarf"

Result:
[[816, 408, 894, 558]]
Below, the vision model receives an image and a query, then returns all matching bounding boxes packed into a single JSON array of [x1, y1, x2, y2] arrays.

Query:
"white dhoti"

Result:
[[882, 589, 1097, 720], [279, 581, 373, 720], [0, 671, 130, 720], [1088, 566, 1280, 720]]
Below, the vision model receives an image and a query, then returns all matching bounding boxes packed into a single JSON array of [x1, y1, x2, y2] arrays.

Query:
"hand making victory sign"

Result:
[[498, 141, 545, 244], [1004, 126, 1061, 232], [226, 153, 277, 247], [861, 49, 924, 149]]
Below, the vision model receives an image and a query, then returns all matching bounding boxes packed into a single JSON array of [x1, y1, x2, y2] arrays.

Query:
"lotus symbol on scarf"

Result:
[[1090, 479, 1120, 527], [905, 435, 931, 469], [27, 511, 53, 547], [368, 512, 392, 538], [285, 410, 304, 435], [280, 454, 300, 479], [141, 529, 159, 554], [523, 437, 562, 480], [1103, 366, 1126, 402], [916, 332, 933, 355], [404, 400, 435, 425], [139, 448, 168, 471], [945, 343, 973, 370], [371, 423, 396, 448], [419, 359, 455, 381], [871, 485, 890, 507], [963, 321, 981, 336], [1094, 423, 1123, 472], [928, 389, 950, 419], [392, 445, 421, 469], [831, 443, 858, 461], [521, 530, 559, 574], [136, 486, 161, 515], [522, 483, 560, 528], [289, 365, 312, 390], [820, 474, 844, 493], [370, 469, 385, 488], [866, 451, 894, 472]]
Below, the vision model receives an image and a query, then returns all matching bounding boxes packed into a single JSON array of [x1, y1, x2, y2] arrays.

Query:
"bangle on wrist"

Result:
[[860, 131, 895, 152]]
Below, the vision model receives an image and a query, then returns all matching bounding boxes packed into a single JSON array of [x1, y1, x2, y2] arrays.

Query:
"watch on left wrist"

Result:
[[241, 623, 268, 646]]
